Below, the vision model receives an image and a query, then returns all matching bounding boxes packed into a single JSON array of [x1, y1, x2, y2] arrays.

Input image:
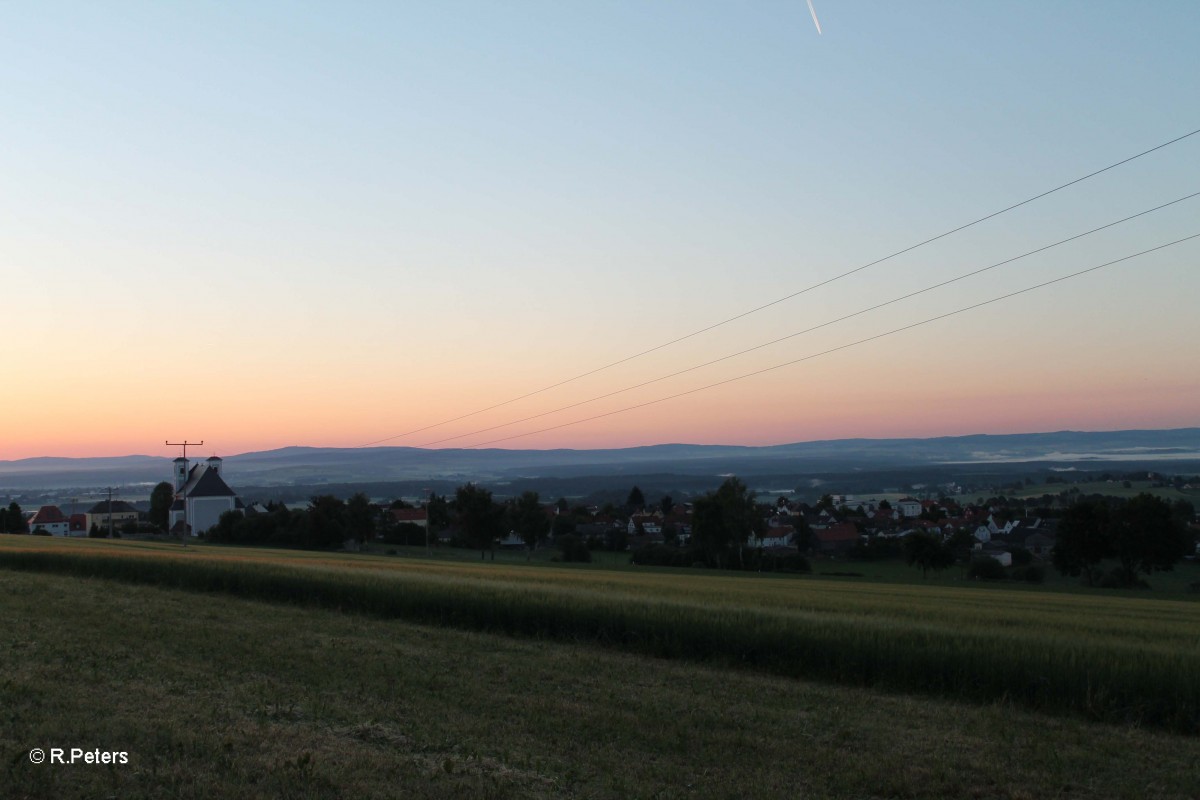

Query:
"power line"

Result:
[[411, 191, 1199, 447], [357, 126, 1200, 448], [454, 232, 1200, 449]]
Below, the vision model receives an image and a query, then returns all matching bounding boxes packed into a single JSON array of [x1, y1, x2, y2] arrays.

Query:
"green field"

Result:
[[2, 535, 1199, 798]]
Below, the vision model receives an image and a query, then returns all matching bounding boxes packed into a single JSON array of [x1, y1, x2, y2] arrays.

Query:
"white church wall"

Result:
[[188, 497, 236, 535]]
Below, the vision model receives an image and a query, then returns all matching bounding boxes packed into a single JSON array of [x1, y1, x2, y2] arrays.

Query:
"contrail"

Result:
[[806, 0, 822, 34]]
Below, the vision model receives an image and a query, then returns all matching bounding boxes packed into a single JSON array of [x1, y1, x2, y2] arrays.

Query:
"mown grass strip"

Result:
[[3, 547, 1197, 734]]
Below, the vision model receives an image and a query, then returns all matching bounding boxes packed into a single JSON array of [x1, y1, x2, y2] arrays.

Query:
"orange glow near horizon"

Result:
[[6, 371, 1196, 460]]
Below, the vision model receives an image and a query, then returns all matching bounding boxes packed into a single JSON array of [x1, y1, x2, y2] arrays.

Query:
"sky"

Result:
[[3, 1, 1198, 460]]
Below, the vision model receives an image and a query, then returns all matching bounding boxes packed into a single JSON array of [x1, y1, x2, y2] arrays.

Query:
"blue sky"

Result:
[[3, 1, 1198, 458]]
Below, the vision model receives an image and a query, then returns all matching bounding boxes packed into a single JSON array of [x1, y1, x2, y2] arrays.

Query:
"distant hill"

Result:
[[1, 428, 1198, 492]]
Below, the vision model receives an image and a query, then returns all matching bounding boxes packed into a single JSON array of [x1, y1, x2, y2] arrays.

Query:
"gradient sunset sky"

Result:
[[3, 1, 1198, 460]]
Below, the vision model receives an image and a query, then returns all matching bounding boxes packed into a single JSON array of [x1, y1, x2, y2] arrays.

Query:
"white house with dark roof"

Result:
[[28, 505, 70, 536], [169, 455, 241, 535]]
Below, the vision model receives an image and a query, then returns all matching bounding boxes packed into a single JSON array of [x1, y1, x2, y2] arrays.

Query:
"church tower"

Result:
[[173, 457, 189, 493]]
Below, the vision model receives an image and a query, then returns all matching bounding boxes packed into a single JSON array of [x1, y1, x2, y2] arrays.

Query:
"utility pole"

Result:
[[165, 440, 203, 460], [103, 486, 116, 538], [165, 440, 203, 546]]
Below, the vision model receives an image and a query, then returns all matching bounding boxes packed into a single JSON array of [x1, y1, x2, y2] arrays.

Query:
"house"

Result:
[[872, 507, 899, 523], [627, 514, 662, 536], [836, 496, 880, 514], [498, 531, 525, 548], [168, 455, 241, 536], [896, 498, 922, 518], [813, 521, 860, 553], [1005, 522, 1057, 560], [754, 525, 796, 549], [1021, 532, 1057, 559], [389, 507, 428, 527], [68, 514, 88, 536], [975, 514, 1021, 543], [28, 505, 70, 536], [86, 500, 139, 534]]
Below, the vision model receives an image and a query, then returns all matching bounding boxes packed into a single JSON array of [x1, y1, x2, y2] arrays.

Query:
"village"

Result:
[[2, 450, 1070, 576], [8, 452, 1200, 591]]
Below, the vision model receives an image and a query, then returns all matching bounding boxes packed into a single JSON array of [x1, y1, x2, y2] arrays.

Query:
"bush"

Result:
[[967, 557, 1006, 581], [848, 537, 902, 561], [1010, 547, 1033, 566], [1098, 567, 1150, 590], [381, 522, 427, 546], [771, 553, 812, 574], [630, 544, 683, 567], [556, 534, 591, 563], [741, 548, 811, 574], [1009, 565, 1045, 584]]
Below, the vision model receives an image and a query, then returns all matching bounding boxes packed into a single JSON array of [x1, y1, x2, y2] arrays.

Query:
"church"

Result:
[[168, 455, 242, 536]]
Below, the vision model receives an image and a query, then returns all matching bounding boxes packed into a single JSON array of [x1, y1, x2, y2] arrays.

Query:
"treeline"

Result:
[[208, 494, 377, 549], [1053, 493, 1194, 588], [206, 486, 551, 558]]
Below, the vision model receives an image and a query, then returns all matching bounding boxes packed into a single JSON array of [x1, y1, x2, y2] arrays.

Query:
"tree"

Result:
[[213, 509, 245, 543], [1052, 500, 1112, 586], [945, 527, 977, 570], [626, 486, 646, 511], [785, 514, 813, 553], [5, 502, 27, 533], [149, 481, 174, 531], [345, 492, 376, 546], [509, 491, 549, 559], [904, 532, 953, 578], [691, 477, 762, 568], [455, 484, 503, 560], [551, 514, 576, 537], [426, 494, 449, 534], [1109, 493, 1189, 587], [1171, 499, 1196, 528], [660, 495, 675, 515], [556, 533, 591, 563], [306, 495, 346, 549]]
